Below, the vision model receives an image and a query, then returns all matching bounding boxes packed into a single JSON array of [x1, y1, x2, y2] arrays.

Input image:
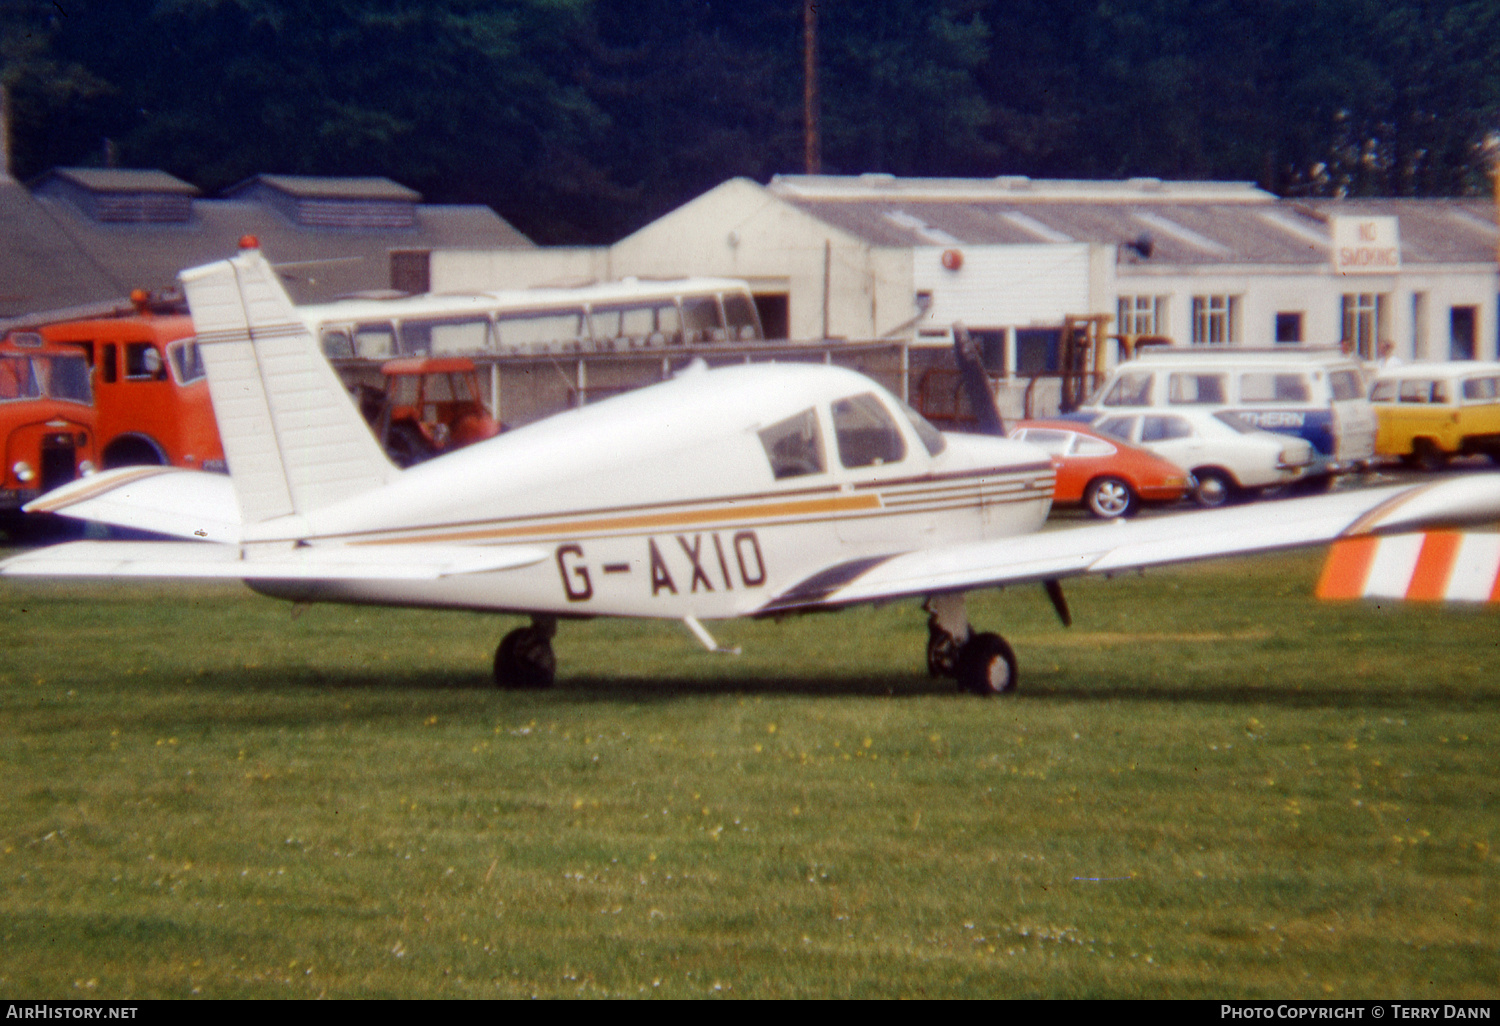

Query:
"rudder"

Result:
[[180, 246, 395, 524]]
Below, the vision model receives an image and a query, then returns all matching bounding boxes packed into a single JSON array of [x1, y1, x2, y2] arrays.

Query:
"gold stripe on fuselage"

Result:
[[344, 464, 1052, 548]]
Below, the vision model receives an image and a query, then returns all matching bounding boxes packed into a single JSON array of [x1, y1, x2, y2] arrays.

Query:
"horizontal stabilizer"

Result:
[[0, 540, 550, 581], [1317, 532, 1500, 602], [24, 466, 242, 543]]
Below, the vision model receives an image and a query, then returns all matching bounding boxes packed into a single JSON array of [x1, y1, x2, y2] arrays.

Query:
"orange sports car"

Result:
[[1008, 419, 1193, 518]]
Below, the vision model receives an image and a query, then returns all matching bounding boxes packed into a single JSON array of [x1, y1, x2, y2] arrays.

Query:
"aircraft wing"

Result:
[[1317, 531, 1500, 602], [765, 475, 1500, 611], [24, 466, 244, 544], [0, 540, 550, 581]]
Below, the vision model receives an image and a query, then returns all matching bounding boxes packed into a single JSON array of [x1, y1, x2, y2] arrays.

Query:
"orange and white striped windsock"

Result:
[[1317, 532, 1500, 603]]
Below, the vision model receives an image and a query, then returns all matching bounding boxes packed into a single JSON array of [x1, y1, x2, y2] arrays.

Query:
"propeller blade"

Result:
[[952, 323, 1006, 436]]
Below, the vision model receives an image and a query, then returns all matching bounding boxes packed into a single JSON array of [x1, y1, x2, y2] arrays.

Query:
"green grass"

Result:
[[1, 550, 1497, 998]]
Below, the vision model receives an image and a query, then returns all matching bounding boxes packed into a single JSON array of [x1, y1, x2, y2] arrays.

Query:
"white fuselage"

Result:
[[249, 363, 1055, 618]]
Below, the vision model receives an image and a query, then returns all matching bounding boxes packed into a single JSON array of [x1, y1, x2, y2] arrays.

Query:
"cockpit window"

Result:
[[894, 395, 946, 456], [759, 408, 825, 479], [832, 393, 906, 469]]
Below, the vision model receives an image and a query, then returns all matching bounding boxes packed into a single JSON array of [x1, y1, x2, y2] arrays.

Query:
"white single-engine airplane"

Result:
[[5, 245, 1500, 694]]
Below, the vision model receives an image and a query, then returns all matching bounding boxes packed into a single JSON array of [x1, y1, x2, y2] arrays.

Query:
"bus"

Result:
[[307, 277, 764, 360]]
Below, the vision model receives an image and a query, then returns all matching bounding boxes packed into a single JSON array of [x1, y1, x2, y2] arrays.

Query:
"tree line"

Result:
[[4, 0, 1499, 244]]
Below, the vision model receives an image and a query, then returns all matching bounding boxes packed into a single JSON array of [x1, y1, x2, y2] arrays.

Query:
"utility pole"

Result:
[[803, 0, 821, 175], [0, 83, 13, 182]]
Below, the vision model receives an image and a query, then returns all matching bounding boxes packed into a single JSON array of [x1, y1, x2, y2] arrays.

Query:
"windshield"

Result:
[[0, 353, 92, 403], [893, 395, 946, 456]]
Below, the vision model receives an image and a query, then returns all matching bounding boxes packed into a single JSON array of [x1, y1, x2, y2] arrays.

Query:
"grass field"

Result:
[[1, 547, 1497, 998]]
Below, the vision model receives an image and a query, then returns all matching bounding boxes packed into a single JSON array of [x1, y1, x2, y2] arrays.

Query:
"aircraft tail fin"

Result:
[[180, 246, 395, 523], [1317, 531, 1500, 602]]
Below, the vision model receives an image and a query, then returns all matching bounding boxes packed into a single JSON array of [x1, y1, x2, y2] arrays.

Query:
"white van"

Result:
[[1077, 347, 1375, 484]]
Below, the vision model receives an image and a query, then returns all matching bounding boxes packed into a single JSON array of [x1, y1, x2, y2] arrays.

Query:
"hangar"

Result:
[[432, 173, 1500, 376]]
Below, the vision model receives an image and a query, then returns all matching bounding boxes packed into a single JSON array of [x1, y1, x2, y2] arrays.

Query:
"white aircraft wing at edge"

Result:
[[0, 539, 551, 581], [764, 476, 1500, 611]]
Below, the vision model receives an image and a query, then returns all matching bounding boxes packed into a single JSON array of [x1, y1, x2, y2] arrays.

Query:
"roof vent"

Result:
[[32, 168, 198, 224], [224, 174, 420, 229]]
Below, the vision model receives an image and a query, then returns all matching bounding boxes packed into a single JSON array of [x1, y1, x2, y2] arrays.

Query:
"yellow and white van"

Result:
[[1369, 360, 1500, 468]]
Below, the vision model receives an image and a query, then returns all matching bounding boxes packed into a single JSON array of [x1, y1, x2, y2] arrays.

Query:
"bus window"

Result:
[[353, 323, 397, 359], [495, 310, 586, 351], [1239, 372, 1310, 403], [591, 302, 683, 346], [1167, 373, 1226, 404], [400, 317, 491, 356], [1463, 376, 1500, 401], [681, 297, 724, 343], [321, 329, 355, 358], [722, 293, 760, 341], [1103, 372, 1153, 407]]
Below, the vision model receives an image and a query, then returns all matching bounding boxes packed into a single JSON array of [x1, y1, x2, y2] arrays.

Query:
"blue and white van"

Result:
[[1077, 347, 1376, 482]]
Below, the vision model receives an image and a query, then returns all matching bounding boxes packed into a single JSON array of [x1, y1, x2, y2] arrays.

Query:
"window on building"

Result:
[[390, 250, 431, 294], [1191, 296, 1238, 345], [1117, 295, 1168, 336], [1275, 312, 1303, 344], [1340, 293, 1387, 360], [1451, 306, 1477, 361]]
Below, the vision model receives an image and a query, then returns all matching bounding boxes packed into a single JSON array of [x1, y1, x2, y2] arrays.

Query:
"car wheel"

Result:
[[1409, 438, 1449, 472], [1083, 476, 1137, 519], [386, 423, 435, 468], [1193, 469, 1237, 508]]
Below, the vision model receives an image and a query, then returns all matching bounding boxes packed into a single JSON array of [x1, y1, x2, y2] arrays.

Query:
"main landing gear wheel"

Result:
[[956, 632, 1018, 696], [923, 594, 1019, 697], [494, 618, 557, 689]]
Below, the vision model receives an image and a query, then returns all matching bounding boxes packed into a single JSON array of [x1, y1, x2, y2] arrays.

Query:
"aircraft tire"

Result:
[[494, 627, 556, 689], [956, 632, 1018, 696]]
